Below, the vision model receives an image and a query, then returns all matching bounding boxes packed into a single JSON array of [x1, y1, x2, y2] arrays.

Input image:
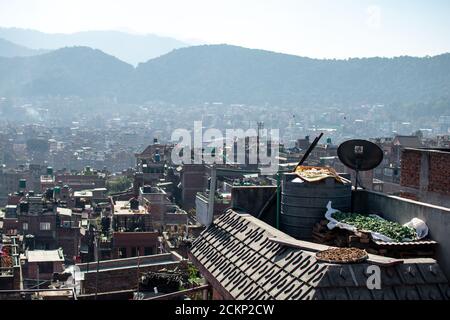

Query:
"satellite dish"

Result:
[[337, 140, 383, 191], [337, 140, 383, 172]]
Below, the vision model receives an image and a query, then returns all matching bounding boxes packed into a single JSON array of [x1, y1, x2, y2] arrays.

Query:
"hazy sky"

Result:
[[0, 0, 449, 58]]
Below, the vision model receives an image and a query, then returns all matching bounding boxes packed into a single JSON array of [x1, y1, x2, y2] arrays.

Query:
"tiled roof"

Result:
[[189, 210, 450, 300], [393, 136, 422, 148]]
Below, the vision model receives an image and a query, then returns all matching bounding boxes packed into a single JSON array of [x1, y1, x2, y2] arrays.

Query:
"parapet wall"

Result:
[[354, 190, 450, 279]]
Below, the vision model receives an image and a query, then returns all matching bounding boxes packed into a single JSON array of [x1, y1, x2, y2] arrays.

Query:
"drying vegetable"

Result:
[[332, 211, 416, 242]]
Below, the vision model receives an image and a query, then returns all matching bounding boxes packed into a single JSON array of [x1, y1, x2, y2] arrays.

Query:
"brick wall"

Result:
[[400, 150, 421, 188], [401, 149, 450, 196], [112, 232, 159, 258], [57, 228, 81, 261], [429, 152, 450, 195]]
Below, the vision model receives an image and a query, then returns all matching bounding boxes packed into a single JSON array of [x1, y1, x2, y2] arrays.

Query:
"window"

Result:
[[118, 247, 127, 258], [131, 247, 137, 257], [144, 247, 153, 255], [40, 222, 51, 231], [23, 223, 29, 231]]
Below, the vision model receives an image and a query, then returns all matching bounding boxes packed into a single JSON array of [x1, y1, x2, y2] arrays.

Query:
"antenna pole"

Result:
[[294, 132, 324, 171]]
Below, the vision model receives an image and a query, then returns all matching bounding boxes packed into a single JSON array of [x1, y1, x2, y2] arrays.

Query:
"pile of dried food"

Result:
[[332, 211, 417, 242], [295, 166, 344, 183], [316, 248, 368, 264]]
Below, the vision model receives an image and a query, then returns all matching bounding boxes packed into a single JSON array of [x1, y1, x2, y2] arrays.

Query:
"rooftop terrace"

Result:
[[113, 201, 147, 215], [190, 210, 450, 300]]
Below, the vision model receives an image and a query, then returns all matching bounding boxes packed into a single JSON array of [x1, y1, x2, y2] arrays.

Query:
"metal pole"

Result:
[[37, 264, 40, 299], [95, 232, 99, 300], [136, 247, 140, 294], [207, 166, 217, 226], [294, 132, 324, 171], [276, 172, 281, 230]]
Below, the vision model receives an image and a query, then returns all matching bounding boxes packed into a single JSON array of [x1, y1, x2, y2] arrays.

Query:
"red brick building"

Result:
[[112, 232, 159, 258], [23, 249, 65, 281], [400, 148, 450, 206]]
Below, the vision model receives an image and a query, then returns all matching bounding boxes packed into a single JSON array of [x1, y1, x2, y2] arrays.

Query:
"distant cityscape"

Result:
[[2, 97, 449, 172]]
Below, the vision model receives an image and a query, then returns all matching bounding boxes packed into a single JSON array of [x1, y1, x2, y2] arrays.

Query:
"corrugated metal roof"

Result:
[[190, 210, 450, 300], [373, 240, 438, 247]]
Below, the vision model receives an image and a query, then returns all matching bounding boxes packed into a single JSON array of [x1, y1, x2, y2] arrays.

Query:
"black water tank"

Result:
[[19, 202, 29, 213], [280, 173, 351, 240]]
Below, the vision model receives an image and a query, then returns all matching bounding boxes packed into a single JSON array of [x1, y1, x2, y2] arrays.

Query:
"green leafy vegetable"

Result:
[[332, 211, 416, 242]]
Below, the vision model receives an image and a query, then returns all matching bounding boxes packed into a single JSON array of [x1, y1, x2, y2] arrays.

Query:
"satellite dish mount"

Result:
[[337, 140, 383, 191]]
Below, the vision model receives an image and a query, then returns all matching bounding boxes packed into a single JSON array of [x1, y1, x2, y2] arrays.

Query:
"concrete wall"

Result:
[[353, 190, 450, 279], [195, 193, 209, 226], [195, 193, 232, 226], [231, 186, 277, 226], [79, 253, 185, 294], [81, 262, 180, 294]]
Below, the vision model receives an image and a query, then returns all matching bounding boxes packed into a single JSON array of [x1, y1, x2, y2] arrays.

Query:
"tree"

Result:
[[106, 176, 132, 194]]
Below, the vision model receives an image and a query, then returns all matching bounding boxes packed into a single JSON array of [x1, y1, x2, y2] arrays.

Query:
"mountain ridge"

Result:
[[0, 37, 48, 58], [127, 44, 450, 105], [0, 27, 191, 65], [0, 44, 449, 109], [0, 46, 133, 97]]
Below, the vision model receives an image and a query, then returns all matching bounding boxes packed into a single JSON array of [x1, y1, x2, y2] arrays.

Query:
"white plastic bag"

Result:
[[325, 201, 357, 233], [404, 218, 429, 240]]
